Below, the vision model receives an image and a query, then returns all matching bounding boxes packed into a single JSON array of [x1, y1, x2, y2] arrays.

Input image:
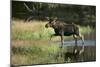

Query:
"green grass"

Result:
[[12, 20, 55, 40], [11, 40, 61, 65], [79, 26, 95, 34], [12, 20, 94, 40]]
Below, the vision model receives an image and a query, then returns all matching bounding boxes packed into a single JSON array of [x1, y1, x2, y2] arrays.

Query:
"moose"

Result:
[[45, 17, 84, 48]]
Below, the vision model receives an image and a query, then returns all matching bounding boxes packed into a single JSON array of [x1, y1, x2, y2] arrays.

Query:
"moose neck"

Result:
[[52, 24, 59, 30], [51, 21, 60, 29]]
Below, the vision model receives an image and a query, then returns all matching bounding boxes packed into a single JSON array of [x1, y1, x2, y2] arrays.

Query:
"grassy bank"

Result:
[[12, 40, 60, 65]]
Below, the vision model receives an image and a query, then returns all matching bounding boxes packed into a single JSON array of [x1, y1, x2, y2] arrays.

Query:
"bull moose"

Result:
[[45, 17, 84, 48]]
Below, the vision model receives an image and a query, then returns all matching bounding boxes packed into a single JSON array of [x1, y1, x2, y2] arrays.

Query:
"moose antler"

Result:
[[24, 3, 32, 12]]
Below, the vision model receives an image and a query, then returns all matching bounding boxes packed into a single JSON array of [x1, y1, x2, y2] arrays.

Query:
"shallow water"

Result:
[[57, 32, 96, 46], [63, 40, 96, 46]]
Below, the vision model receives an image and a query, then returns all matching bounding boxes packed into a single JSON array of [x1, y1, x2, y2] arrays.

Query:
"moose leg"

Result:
[[77, 34, 84, 61], [50, 34, 53, 41], [60, 35, 64, 48], [78, 33, 84, 46], [59, 35, 64, 58], [79, 33, 85, 61], [73, 34, 78, 55], [50, 34, 57, 40], [73, 35, 78, 46]]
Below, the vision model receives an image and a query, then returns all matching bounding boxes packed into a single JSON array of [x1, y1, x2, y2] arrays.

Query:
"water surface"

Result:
[[63, 40, 96, 46]]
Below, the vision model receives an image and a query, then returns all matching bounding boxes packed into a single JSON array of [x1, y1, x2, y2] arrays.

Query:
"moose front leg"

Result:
[[60, 35, 64, 48], [50, 34, 57, 40], [59, 35, 64, 58]]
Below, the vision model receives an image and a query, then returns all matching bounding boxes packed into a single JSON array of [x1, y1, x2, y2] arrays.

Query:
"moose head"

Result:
[[45, 17, 58, 28]]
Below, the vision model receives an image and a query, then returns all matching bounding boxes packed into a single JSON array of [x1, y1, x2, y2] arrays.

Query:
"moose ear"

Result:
[[46, 17, 49, 20]]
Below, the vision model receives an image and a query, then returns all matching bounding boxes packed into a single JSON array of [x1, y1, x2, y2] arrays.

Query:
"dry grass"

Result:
[[12, 20, 94, 40], [12, 20, 55, 40]]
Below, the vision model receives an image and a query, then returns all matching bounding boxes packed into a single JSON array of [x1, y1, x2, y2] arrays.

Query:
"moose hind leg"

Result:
[[79, 33, 84, 46], [73, 35, 78, 46]]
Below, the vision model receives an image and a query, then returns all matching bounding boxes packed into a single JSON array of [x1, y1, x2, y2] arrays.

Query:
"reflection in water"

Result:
[[56, 32, 96, 62]]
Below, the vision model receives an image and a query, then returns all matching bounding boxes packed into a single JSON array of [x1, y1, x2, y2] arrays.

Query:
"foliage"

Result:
[[12, 1, 96, 27]]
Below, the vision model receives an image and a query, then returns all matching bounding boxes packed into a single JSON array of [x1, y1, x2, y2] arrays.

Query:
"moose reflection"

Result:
[[45, 17, 84, 48]]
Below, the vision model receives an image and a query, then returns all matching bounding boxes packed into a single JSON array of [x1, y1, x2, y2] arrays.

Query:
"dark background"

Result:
[[12, 1, 96, 27]]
